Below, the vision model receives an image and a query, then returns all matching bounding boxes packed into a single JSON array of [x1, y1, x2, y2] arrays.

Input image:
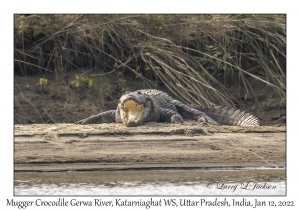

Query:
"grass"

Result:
[[14, 14, 286, 108]]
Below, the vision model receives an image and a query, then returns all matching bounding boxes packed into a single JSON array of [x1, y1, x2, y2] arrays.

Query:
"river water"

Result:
[[14, 168, 285, 196]]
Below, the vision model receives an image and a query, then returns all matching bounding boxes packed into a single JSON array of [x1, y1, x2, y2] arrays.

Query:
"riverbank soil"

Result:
[[14, 72, 286, 126], [14, 123, 286, 172]]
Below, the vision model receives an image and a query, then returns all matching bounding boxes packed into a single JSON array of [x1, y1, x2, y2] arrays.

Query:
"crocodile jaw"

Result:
[[120, 100, 145, 126]]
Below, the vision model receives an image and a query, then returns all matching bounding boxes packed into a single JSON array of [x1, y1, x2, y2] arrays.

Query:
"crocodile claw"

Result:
[[197, 115, 220, 126], [75, 119, 87, 125]]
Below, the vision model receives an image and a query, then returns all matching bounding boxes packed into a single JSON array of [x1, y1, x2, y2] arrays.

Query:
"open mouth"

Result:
[[121, 100, 145, 125]]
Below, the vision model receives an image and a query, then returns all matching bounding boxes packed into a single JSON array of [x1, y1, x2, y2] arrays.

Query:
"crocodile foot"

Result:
[[197, 115, 220, 126]]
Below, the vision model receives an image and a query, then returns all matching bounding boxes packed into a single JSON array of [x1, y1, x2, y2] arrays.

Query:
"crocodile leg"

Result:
[[173, 100, 219, 125], [75, 110, 116, 124], [157, 107, 184, 124]]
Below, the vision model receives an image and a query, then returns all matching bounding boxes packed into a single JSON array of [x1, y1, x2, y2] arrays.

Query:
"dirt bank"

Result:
[[14, 122, 286, 172], [14, 73, 286, 126]]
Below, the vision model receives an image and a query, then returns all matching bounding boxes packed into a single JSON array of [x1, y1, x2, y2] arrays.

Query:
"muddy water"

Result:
[[15, 169, 285, 196]]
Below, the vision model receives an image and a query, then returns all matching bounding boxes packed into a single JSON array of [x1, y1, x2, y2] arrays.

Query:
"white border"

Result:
[[2, 0, 298, 209]]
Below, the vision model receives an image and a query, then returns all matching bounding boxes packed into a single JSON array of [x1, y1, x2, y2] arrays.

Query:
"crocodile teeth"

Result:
[[121, 100, 145, 123]]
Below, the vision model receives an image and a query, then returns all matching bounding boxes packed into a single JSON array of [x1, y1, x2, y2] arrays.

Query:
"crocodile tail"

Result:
[[191, 105, 260, 127]]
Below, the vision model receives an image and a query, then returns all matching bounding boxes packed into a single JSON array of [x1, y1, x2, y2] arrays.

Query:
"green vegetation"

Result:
[[37, 78, 48, 87], [14, 14, 286, 107], [70, 74, 98, 88]]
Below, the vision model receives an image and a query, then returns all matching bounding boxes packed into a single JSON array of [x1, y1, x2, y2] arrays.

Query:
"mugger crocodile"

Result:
[[75, 89, 259, 127]]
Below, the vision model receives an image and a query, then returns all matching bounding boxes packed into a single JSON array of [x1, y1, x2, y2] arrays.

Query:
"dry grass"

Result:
[[14, 14, 286, 107]]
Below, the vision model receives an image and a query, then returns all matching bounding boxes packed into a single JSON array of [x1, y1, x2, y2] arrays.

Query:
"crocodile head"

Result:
[[118, 91, 152, 127]]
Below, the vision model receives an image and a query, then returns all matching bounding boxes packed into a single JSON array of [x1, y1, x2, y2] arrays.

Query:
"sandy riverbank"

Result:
[[14, 122, 286, 172]]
